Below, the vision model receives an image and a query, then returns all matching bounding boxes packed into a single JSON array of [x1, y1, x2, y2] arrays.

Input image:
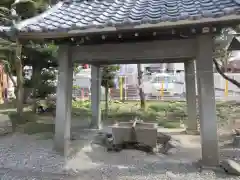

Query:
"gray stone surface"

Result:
[[184, 60, 198, 132], [196, 35, 219, 166], [233, 136, 240, 148], [0, 128, 238, 180], [54, 45, 73, 154], [0, 114, 12, 136], [221, 159, 240, 176]]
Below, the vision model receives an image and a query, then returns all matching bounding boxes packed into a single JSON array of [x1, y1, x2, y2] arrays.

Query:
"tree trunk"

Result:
[[15, 39, 24, 117], [213, 58, 240, 88], [104, 84, 109, 120], [31, 65, 40, 113], [137, 64, 146, 110]]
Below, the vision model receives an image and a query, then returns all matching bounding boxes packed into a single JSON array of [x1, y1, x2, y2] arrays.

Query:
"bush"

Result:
[[108, 111, 138, 121], [139, 110, 158, 121], [72, 100, 91, 109], [71, 100, 183, 128], [148, 103, 169, 112], [72, 100, 91, 117], [158, 121, 180, 128]]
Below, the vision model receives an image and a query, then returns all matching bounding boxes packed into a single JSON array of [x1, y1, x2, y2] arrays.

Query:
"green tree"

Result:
[[0, 0, 53, 116], [213, 28, 240, 88], [12, 0, 51, 116], [22, 43, 58, 112], [101, 65, 119, 119], [137, 64, 145, 110], [0, 0, 16, 100], [0, 38, 17, 89], [0, 40, 58, 99]]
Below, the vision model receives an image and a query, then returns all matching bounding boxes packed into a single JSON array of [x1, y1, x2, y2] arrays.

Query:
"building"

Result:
[[119, 63, 184, 75]]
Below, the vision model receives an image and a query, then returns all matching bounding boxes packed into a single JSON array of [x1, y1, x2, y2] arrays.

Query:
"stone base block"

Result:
[[233, 136, 240, 148], [221, 159, 240, 176], [111, 122, 158, 148]]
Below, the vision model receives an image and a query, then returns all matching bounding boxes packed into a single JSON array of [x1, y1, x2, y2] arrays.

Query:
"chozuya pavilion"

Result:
[[1, 0, 240, 167]]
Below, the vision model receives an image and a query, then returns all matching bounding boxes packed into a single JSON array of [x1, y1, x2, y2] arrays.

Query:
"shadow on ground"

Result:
[[0, 127, 238, 179], [61, 128, 238, 179]]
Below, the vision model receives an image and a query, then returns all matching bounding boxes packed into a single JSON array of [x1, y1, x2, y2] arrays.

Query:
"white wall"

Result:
[[172, 63, 184, 71], [73, 66, 240, 97], [122, 72, 240, 94]]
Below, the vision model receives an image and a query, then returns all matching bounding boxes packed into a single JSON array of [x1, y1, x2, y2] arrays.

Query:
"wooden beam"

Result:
[[72, 39, 196, 63], [75, 57, 191, 65]]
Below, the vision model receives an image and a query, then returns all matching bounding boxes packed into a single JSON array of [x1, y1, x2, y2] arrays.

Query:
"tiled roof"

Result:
[[0, 26, 14, 40], [15, 0, 240, 35], [0, 26, 11, 34]]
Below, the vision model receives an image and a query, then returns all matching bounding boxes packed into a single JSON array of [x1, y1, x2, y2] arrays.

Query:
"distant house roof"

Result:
[[228, 35, 240, 51], [11, 0, 240, 39]]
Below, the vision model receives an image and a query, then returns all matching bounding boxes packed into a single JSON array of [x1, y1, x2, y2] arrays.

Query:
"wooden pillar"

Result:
[[90, 65, 102, 129], [0, 64, 3, 104], [54, 45, 73, 155], [196, 34, 219, 166], [184, 60, 198, 133]]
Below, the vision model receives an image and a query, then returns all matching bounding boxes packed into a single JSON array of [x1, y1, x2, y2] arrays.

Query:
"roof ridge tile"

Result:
[[9, 0, 240, 36]]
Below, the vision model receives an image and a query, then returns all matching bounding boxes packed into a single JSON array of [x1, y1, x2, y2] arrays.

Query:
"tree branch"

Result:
[[213, 58, 240, 88]]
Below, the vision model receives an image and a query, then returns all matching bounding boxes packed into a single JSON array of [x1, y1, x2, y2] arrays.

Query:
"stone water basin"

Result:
[[111, 122, 158, 147]]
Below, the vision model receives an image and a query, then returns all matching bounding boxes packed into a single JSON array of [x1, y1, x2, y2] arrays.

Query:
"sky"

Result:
[[229, 51, 240, 61]]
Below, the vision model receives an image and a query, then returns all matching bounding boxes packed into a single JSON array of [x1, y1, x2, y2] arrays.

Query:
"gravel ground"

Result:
[[0, 129, 239, 180]]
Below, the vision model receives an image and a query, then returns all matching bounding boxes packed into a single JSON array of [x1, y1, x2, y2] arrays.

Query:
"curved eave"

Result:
[[17, 14, 240, 40], [15, 2, 64, 31]]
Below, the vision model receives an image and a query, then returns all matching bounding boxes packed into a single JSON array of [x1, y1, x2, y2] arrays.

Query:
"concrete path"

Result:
[[0, 127, 237, 180]]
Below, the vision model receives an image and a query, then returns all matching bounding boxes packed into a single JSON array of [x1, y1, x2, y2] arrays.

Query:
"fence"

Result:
[[72, 72, 240, 101]]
